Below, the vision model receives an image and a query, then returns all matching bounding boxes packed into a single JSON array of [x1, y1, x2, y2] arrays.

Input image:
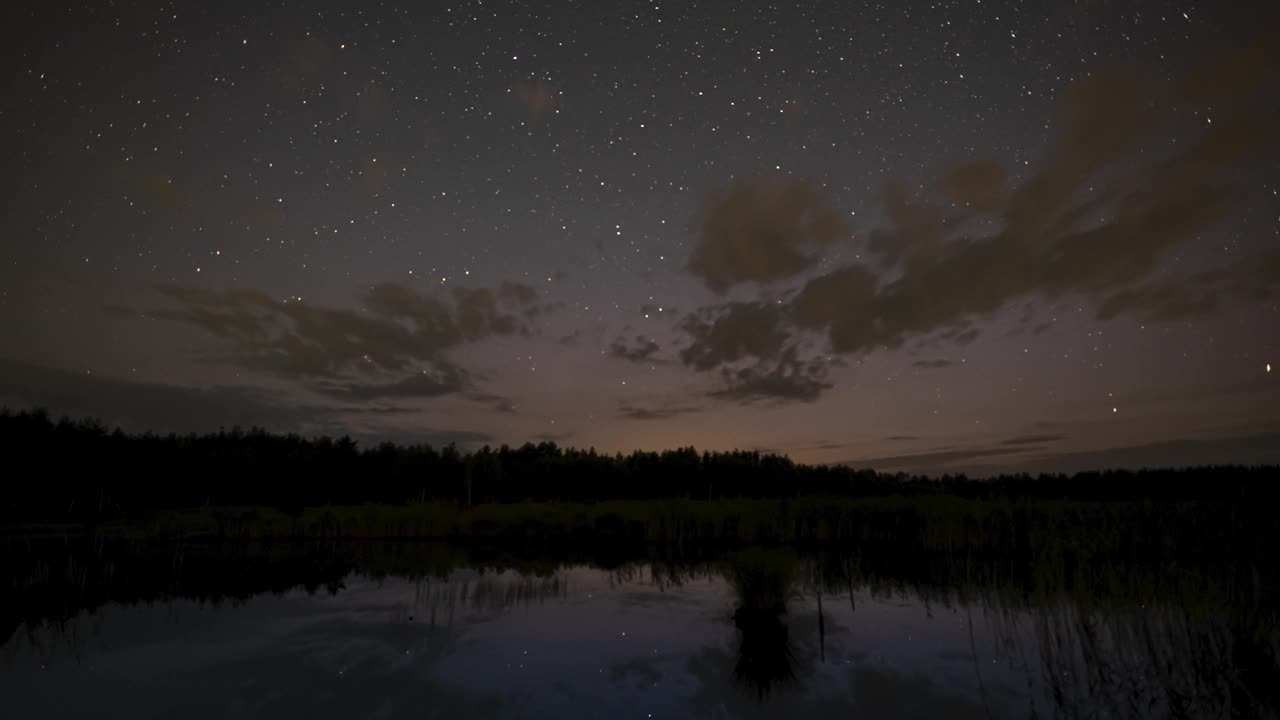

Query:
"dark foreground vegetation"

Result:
[[5, 410, 1279, 716], [3, 409, 1278, 519], [4, 408, 1278, 560]]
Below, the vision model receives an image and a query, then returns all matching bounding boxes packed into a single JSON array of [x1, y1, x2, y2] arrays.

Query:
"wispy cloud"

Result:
[[151, 280, 543, 402], [618, 400, 705, 421], [609, 335, 662, 364], [1001, 434, 1067, 446], [0, 356, 492, 447], [845, 445, 1042, 472], [912, 359, 962, 370]]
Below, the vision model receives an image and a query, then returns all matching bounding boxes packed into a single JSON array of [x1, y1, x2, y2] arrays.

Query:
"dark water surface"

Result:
[[2, 542, 1277, 719]]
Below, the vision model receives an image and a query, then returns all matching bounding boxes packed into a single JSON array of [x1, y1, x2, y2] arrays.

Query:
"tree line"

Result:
[[1, 408, 1276, 519]]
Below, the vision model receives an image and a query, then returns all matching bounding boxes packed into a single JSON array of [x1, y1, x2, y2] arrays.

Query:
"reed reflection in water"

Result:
[[1, 542, 1277, 719]]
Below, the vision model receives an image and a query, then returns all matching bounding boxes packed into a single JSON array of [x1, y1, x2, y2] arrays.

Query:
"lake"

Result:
[[2, 541, 1277, 719]]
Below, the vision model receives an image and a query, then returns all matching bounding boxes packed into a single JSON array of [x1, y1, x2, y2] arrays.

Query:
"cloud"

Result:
[[1096, 254, 1280, 322], [1028, 433, 1280, 474], [156, 284, 437, 377], [449, 286, 527, 338], [314, 365, 472, 401], [363, 282, 540, 342], [0, 357, 320, 434], [844, 445, 1038, 472], [788, 265, 881, 353], [0, 357, 491, 447], [675, 302, 832, 404], [687, 177, 850, 294], [1001, 434, 1067, 446], [609, 335, 661, 364], [911, 359, 961, 370], [617, 401, 703, 421], [707, 349, 831, 405], [678, 302, 789, 371], [530, 431, 573, 443], [454, 391, 519, 415], [346, 406, 421, 416], [153, 280, 541, 401], [675, 47, 1279, 402], [640, 304, 677, 317], [942, 158, 1007, 214], [861, 431, 1280, 476]]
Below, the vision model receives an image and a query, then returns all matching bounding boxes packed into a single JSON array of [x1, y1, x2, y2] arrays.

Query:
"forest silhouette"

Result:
[[3, 407, 1279, 522], [3, 408, 1279, 520]]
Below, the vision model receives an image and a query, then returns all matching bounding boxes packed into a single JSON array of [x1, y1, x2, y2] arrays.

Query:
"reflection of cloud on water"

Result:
[[1, 579, 507, 720], [6, 558, 1277, 719], [608, 650, 686, 689]]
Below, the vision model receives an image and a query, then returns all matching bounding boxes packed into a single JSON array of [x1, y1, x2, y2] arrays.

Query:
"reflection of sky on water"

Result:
[[4, 567, 1046, 718]]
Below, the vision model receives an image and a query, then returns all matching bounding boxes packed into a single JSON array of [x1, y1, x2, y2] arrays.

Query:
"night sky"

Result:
[[2, 0, 1277, 475]]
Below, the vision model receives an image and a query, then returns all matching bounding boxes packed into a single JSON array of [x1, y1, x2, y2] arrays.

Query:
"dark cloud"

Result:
[[802, 440, 849, 451], [617, 402, 703, 421], [1096, 254, 1280, 322], [609, 335, 661, 364], [844, 445, 1038, 472], [1001, 434, 1067, 446], [1028, 433, 1280, 475], [676, 49, 1279, 402], [789, 266, 880, 352], [885, 435, 920, 441], [942, 158, 1007, 213], [639, 304, 677, 317], [0, 357, 491, 448], [708, 349, 831, 405], [678, 302, 789, 371], [348, 406, 421, 416], [530, 431, 573, 443], [153, 281, 540, 401], [450, 285, 528, 338], [0, 356, 321, 434], [687, 177, 850, 294], [675, 301, 832, 403], [364, 282, 540, 342], [314, 365, 472, 401], [466, 392, 518, 414], [157, 284, 436, 377], [911, 359, 961, 370]]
